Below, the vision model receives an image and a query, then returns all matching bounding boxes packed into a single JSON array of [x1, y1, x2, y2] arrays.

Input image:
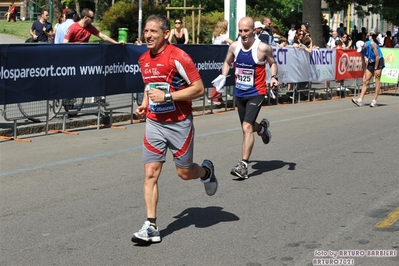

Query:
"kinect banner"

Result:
[[0, 44, 232, 104]]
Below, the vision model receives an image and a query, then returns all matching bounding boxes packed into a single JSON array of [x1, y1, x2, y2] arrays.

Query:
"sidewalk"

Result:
[[0, 33, 24, 44]]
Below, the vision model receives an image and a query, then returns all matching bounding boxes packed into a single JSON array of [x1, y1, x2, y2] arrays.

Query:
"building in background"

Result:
[[321, 1, 395, 36]]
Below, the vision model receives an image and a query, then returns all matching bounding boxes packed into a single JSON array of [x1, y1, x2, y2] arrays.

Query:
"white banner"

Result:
[[267, 47, 335, 83], [309, 49, 336, 82]]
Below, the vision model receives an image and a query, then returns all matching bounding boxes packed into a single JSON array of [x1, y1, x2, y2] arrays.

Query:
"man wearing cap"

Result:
[[301, 22, 310, 32], [352, 40, 385, 107], [254, 21, 263, 38]]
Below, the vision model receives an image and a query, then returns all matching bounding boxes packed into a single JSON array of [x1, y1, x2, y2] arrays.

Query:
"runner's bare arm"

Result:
[[147, 79, 204, 103], [371, 42, 380, 70], [262, 44, 278, 78], [221, 42, 237, 76]]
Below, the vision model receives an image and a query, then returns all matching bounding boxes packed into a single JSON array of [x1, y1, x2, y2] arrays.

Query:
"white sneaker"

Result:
[[370, 100, 377, 107], [131, 221, 161, 244], [351, 98, 363, 107]]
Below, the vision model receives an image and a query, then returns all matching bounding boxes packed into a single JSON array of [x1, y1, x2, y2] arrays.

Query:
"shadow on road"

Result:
[[160, 206, 239, 239], [249, 160, 296, 179]]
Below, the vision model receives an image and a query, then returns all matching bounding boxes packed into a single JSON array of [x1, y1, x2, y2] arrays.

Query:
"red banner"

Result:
[[335, 49, 363, 80]]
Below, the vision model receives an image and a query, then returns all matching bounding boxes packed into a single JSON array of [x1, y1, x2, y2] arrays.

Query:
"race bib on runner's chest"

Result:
[[146, 82, 176, 114], [236, 68, 254, 90]]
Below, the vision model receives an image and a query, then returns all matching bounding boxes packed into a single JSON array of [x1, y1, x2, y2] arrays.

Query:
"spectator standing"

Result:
[[168, 18, 189, 44], [63, 8, 122, 44], [287, 24, 296, 45], [393, 33, 399, 48], [208, 19, 233, 105], [357, 27, 367, 42], [301, 22, 311, 33], [322, 20, 330, 45], [54, 8, 77, 44], [337, 23, 345, 38], [292, 29, 304, 47], [383, 31, 393, 48], [278, 37, 288, 48], [52, 12, 66, 44], [131, 14, 218, 244], [327, 31, 339, 49], [351, 25, 358, 48], [272, 26, 282, 44], [212, 17, 278, 179], [8, 2, 16, 22], [334, 39, 349, 93], [29, 10, 53, 43], [352, 40, 385, 107], [258, 17, 275, 46], [377, 33, 384, 47], [254, 21, 264, 38], [341, 33, 352, 49]]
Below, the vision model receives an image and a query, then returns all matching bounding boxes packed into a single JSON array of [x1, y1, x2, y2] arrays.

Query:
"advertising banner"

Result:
[[380, 48, 399, 84], [335, 49, 363, 80], [0, 44, 232, 105], [268, 47, 311, 83], [309, 48, 336, 82]]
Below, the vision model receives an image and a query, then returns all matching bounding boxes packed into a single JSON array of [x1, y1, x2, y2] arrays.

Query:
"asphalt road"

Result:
[[1, 95, 399, 266]]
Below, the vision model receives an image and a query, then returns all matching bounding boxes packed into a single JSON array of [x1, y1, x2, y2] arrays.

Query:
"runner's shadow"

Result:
[[248, 160, 296, 179], [160, 206, 239, 239]]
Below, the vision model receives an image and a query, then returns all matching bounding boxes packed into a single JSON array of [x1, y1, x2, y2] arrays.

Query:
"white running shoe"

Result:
[[230, 160, 248, 179], [131, 221, 161, 244], [369, 100, 377, 107], [351, 98, 363, 107]]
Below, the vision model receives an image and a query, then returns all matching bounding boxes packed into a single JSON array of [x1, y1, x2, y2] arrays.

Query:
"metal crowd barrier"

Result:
[[1, 79, 398, 142]]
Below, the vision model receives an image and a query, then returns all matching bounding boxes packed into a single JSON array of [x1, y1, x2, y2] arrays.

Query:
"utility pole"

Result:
[[49, 0, 53, 23]]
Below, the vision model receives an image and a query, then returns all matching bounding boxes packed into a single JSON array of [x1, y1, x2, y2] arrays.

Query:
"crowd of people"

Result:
[[28, 8, 123, 45]]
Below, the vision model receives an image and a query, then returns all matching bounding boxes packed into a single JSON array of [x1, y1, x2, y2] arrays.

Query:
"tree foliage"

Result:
[[324, 0, 398, 25], [100, 1, 165, 43]]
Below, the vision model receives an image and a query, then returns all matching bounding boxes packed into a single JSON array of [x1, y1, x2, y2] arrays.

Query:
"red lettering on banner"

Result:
[[335, 50, 364, 80]]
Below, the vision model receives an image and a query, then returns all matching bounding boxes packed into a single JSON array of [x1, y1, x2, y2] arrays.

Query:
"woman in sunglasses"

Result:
[[168, 18, 189, 44]]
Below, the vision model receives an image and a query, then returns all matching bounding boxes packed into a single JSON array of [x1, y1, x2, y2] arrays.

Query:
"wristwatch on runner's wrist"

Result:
[[164, 92, 173, 102]]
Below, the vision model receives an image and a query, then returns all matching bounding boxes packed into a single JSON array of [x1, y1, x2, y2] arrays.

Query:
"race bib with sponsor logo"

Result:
[[236, 67, 254, 90], [146, 82, 176, 114]]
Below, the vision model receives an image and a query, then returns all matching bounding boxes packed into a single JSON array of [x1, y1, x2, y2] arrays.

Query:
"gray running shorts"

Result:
[[143, 115, 194, 168]]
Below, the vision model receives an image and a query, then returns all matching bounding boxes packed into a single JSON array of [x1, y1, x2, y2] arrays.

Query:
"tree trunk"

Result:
[[75, 0, 80, 18], [302, 0, 325, 48], [94, 0, 99, 20]]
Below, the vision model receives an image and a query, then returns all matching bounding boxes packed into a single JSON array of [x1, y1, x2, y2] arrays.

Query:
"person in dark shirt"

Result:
[[168, 18, 189, 44], [337, 23, 345, 38], [29, 10, 53, 42], [350, 25, 358, 48]]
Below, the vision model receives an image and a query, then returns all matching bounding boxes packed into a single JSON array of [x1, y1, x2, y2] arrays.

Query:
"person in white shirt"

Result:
[[327, 31, 339, 49], [212, 20, 233, 45], [287, 24, 296, 45], [209, 20, 233, 105]]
